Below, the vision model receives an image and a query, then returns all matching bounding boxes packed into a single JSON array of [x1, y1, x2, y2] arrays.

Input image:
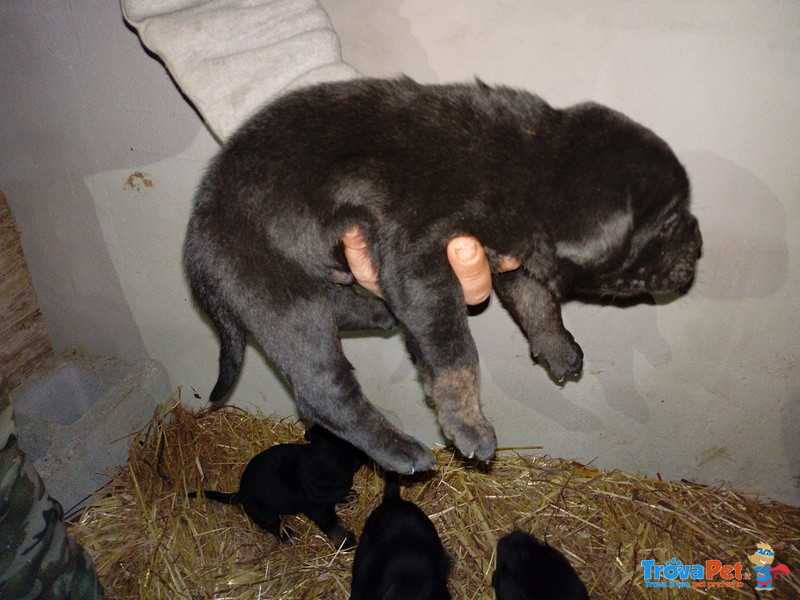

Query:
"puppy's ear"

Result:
[[474, 78, 491, 92], [303, 424, 336, 444], [626, 177, 649, 203], [554, 206, 634, 271]]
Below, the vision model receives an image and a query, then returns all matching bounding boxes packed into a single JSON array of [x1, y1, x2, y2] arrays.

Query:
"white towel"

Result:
[[122, 0, 360, 141]]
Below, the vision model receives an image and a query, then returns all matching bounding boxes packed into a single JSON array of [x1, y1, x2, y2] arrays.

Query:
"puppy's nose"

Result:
[[678, 277, 696, 295], [692, 220, 703, 259]]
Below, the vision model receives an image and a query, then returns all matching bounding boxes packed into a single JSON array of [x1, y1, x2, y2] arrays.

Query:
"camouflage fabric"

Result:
[[0, 374, 104, 600]]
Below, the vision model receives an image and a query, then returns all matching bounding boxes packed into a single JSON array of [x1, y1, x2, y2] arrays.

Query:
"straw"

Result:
[[70, 397, 800, 599]]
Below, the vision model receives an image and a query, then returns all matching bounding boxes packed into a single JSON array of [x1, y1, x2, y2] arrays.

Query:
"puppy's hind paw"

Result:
[[341, 531, 358, 552], [278, 531, 294, 545], [532, 336, 583, 382], [328, 526, 358, 551], [442, 417, 497, 463]]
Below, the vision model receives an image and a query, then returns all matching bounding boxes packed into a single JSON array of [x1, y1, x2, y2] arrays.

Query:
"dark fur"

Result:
[[350, 473, 451, 600], [493, 531, 589, 600], [184, 77, 702, 474], [188, 425, 366, 548]]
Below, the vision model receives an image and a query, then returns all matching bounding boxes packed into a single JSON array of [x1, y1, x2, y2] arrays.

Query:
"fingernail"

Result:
[[454, 240, 478, 261]]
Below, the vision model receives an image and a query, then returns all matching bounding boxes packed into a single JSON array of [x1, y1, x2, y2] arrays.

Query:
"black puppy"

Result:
[[188, 425, 366, 549], [493, 531, 589, 600], [184, 77, 702, 474], [350, 472, 451, 600]]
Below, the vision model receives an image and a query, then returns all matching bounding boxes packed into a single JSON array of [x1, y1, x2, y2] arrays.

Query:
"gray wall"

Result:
[[0, 0, 798, 505]]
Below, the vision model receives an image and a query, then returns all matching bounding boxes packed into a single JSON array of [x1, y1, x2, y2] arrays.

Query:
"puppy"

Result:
[[188, 425, 366, 549], [184, 77, 702, 474], [350, 472, 451, 600], [493, 531, 589, 600]]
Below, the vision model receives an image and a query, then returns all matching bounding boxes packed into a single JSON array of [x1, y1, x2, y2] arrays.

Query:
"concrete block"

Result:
[[13, 353, 169, 514]]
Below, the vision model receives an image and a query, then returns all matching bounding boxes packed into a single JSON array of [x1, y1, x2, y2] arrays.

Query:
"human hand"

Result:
[[341, 227, 383, 298], [341, 227, 520, 305]]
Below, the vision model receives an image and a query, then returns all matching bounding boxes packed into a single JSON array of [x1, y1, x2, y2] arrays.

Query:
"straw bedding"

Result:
[[69, 398, 799, 599]]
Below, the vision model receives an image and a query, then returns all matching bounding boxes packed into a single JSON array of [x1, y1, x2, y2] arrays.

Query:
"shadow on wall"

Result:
[[322, 0, 438, 81], [780, 396, 800, 501], [482, 148, 790, 431], [587, 149, 792, 420], [681, 149, 789, 300]]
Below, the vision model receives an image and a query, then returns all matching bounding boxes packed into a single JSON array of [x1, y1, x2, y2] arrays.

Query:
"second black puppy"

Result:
[[189, 425, 366, 549], [350, 473, 451, 600], [493, 531, 589, 600]]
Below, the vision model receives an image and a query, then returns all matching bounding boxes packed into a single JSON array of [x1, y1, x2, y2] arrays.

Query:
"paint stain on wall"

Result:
[[123, 171, 154, 192], [697, 445, 732, 467]]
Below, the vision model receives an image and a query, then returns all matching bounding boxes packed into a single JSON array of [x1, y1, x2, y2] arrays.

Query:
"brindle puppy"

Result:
[[184, 77, 702, 475]]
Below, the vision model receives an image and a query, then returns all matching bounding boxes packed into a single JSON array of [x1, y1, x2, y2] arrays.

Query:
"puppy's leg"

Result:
[[304, 505, 356, 550], [327, 285, 397, 331], [492, 270, 583, 381], [242, 499, 291, 543], [405, 331, 433, 397], [247, 296, 435, 474], [380, 252, 496, 462]]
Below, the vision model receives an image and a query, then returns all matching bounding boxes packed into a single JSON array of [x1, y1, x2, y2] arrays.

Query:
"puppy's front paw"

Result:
[[532, 333, 583, 381], [329, 527, 358, 551], [372, 436, 437, 475], [440, 414, 497, 463], [278, 526, 295, 545]]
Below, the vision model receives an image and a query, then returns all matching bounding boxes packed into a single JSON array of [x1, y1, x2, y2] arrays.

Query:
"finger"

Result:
[[342, 226, 383, 298], [447, 237, 492, 305], [497, 255, 522, 272]]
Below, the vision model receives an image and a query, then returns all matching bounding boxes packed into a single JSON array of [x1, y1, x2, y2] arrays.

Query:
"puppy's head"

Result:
[[493, 531, 588, 600], [595, 190, 702, 297], [549, 103, 702, 298], [304, 425, 368, 471]]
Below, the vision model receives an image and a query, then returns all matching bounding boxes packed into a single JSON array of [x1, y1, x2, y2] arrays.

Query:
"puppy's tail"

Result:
[[208, 313, 246, 404], [187, 490, 241, 505], [383, 471, 402, 501]]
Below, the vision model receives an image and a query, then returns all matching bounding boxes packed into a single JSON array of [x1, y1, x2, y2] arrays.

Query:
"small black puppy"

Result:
[[184, 77, 702, 474], [188, 425, 366, 549], [493, 531, 589, 600], [350, 473, 451, 600]]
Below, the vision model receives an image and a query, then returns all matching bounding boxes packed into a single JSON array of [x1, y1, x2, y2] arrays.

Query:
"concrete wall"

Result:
[[0, 0, 797, 505]]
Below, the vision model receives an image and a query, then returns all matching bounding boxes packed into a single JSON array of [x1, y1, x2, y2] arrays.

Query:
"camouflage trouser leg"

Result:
[[0, 374, 104, 600]]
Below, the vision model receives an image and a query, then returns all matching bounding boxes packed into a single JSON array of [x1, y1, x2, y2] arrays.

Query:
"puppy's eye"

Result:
[[660, 213, 679, 235]]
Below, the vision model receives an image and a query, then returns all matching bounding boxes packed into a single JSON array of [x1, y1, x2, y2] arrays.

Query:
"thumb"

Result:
[[342, 227, 383, 298], [447, 237, 492, 305]]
